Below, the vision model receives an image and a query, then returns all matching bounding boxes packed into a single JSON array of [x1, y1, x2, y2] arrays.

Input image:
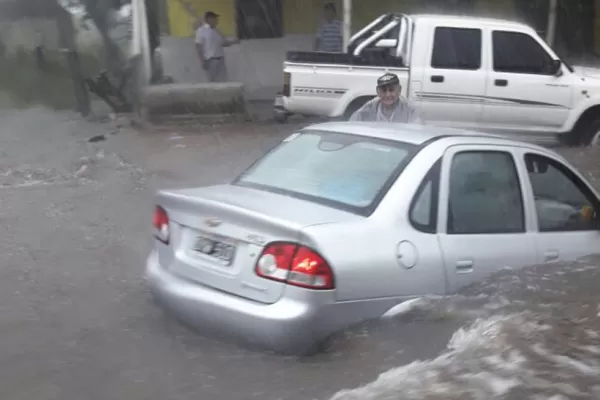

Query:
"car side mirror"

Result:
[[549, 59, 562, 76]]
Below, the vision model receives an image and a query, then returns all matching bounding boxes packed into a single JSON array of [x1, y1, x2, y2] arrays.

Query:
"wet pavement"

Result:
[[1, 108, 599, 400]]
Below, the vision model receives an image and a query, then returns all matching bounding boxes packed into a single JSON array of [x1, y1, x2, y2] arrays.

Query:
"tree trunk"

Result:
[[81, 0, 124, 79], [55, 2, 91, 117]]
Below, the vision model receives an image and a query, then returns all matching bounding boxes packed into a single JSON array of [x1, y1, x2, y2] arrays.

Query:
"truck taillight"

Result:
[[153, 205, 170, 244], [283, 72, 291, 97], [255, 242, 334, 290]]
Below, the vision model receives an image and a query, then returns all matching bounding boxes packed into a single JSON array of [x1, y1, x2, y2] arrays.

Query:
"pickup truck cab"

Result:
[[274, 13, 600, 146]]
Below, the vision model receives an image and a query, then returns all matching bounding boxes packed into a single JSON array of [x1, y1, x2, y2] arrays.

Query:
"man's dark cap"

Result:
[[204, 11, 219, 19], [377, 73, 400, 88], [324, 2, 336, 11]]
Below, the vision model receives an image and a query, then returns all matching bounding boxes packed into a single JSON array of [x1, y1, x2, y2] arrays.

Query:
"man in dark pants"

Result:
[[350, 73, 421, 123]]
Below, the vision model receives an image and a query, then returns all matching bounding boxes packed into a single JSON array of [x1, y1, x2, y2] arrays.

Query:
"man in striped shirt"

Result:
[[315, 3, 343, 53]]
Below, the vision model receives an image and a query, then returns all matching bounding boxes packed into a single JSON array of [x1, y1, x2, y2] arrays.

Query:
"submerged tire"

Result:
[[570, 113, 600, 147], [580, 117, 600, 147], [343, 96, 375, 121]]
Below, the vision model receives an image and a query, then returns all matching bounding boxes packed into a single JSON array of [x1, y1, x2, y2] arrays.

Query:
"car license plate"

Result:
[[274, 95, 284, 108], [194, 235, 236, 265]]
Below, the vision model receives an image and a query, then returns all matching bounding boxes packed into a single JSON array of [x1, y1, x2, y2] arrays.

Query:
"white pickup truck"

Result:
[[274, 13, 600, 146]]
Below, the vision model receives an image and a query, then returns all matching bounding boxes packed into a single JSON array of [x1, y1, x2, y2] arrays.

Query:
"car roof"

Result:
[[303, 121, 541, 148], [409, 14, 532, 30]]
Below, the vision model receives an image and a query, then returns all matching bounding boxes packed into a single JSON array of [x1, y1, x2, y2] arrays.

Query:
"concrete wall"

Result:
[[161, 33, 313, 100]]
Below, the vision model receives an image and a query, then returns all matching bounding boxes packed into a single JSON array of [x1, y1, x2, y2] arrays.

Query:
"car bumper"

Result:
[[145, 251, 346, 354]]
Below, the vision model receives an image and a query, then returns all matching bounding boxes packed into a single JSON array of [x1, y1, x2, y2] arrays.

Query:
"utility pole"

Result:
[[546, 0, 558, 46], [343, 0, 352, 51]]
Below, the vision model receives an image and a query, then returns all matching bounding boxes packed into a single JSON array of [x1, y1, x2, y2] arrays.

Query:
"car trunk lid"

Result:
[[156, 184, 360, 304]]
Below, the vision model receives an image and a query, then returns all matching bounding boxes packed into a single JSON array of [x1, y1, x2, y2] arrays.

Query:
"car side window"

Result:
[[410, 159, 441, 233], [492, 31, 554, 75], [525, 153, 599, 232], [447, 151, 525, 235], [431, 27, 481, 70]]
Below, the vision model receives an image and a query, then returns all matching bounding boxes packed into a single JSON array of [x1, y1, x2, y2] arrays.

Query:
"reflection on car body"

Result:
[[145, 122, 600, 355]]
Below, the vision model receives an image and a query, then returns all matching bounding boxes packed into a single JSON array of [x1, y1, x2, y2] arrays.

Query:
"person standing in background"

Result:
[[195, 11, 239, 82], [315, 3, 343, 53]]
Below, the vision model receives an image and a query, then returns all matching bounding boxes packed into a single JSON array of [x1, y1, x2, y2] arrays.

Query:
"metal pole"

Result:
[[343, 0, 352, 51], [546, 0, 558, 46]]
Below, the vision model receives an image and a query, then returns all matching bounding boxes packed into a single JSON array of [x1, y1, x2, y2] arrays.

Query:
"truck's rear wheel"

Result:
[[273, 107, 290, 123], [343, 96, 375, 121]]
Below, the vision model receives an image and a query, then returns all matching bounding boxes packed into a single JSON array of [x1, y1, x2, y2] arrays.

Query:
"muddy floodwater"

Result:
[[1, 109, 599, 400], [330, 255, 600, 400]]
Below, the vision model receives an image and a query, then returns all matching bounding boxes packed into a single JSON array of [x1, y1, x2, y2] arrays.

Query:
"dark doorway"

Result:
[[236, 0, 283, 39]]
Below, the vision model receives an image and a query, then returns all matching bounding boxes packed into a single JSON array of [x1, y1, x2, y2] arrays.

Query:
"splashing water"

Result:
[[330, 256, 600, 399]]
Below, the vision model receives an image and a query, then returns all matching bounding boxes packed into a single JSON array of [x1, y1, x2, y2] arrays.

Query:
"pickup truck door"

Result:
[[415, 26, 486, 129], [436, 145, 537, 292], [480, 29, 574, 136]]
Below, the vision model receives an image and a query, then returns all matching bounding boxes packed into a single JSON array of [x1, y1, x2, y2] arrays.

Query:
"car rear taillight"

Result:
[[153, 205, 170, 244], [255, 242, 334, 290]]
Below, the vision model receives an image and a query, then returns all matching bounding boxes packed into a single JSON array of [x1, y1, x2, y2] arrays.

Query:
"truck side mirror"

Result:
[[375, 39, 398, 49], [549, 59, 562, 76]]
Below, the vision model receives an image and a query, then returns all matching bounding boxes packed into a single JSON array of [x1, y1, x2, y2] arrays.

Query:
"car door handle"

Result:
[[544, 250, 559, 262], [495, 79, 508, 87], [431, 75, 445, 83], [455, 260, 474, 273]]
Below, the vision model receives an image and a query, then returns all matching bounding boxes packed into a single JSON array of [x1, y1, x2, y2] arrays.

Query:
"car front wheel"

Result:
[[572, 116, 600, 147]]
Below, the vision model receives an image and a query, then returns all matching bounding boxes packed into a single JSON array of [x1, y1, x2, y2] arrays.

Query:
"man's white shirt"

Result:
[[195, 24, 225, 60]]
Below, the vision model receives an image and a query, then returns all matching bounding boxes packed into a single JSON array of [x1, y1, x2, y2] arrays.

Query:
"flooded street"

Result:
[[333, 256, 600, 399], [0, 107, 599, 399]]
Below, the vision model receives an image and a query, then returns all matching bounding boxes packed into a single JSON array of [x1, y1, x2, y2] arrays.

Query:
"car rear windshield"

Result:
[[233, 130, 417, 215]]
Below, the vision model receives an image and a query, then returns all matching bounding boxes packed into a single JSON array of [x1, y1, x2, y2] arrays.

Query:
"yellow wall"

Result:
[[167, 0, 600, 55], [167, 0, 236, 37]]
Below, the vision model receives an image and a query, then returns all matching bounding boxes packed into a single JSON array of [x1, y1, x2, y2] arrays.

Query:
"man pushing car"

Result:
[[350, 73, 422, 123]]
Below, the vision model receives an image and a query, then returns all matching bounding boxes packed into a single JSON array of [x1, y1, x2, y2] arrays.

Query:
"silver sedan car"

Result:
[[146, 122, 600, 354]]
